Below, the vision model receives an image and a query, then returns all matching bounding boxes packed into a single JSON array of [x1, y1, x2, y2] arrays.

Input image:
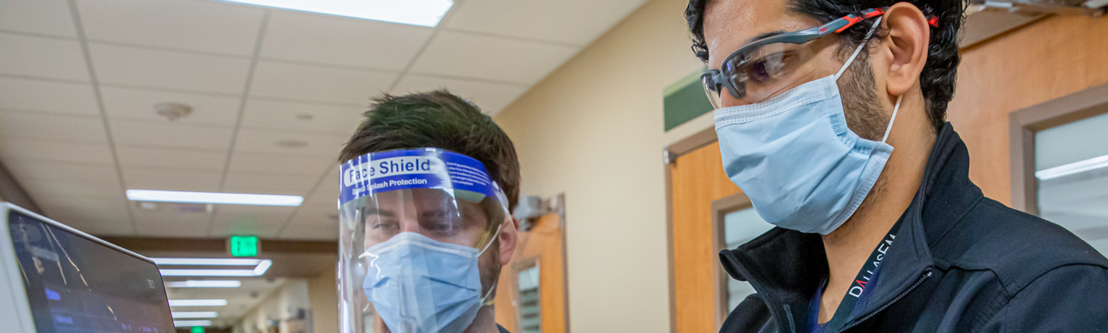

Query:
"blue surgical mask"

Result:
[[363, 231, 498, 333], [712, 22, 902, 235]]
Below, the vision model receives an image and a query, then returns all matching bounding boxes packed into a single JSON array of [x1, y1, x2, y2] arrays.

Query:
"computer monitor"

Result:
[[0, 202, 175, 332]]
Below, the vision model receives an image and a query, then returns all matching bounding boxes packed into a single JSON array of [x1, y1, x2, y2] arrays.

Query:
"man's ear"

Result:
[[882, 3, 930, 97], [499, 216, 519, 266]]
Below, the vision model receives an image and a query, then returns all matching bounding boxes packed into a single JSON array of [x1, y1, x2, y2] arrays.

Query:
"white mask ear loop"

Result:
[[882, 95, 903, 143], [835, 17, 883, 80], [476, 221, 504, 257]]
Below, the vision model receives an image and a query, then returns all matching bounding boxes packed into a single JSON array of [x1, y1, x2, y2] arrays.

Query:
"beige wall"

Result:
[[236, 280, 310, 333], [493, 0, 706, 331], [308, 266, 339, 333]]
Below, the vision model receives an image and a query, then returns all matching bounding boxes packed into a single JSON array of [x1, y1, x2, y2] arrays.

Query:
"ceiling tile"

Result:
[[241, 99, 362, 134], [392, 74, 528, 116], [4, 161, 120, 184], [0, 111, 108, 143], [301, 168, 339, 208], [210, 205, 296, 238], [100, 86, 241, 126], [286, 206, 336, 226], [115, 146, 226, 171], [233, 128, 348, 157], [0, 0, 78, 38], [0, 77, 98, 116], [121, 168, 222, 191], [0, 33, 89, 81], [0, 139, 114, 165], [221, 173, 318, 194], [228, 152, 332, 176], [261, 10, 432, 70], [445, 0, 645, 45], [278, 223, 337, 240], [249, 61, 396, 105], [208, 219, 280, 238], [131, 208, 211, 238], [410, 31, 579, 84], [22, 180, 124, 203], [110, 120, 233, 150], [76, 0, 264, 56], [48, 208, 134, 236], [90, 43, 251, 94]]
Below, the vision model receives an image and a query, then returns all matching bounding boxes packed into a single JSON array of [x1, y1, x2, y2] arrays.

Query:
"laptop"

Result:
[[0, 202, 175, 332]]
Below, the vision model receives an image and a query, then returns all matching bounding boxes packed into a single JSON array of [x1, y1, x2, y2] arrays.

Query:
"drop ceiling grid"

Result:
[[0, 0, 649, 239]]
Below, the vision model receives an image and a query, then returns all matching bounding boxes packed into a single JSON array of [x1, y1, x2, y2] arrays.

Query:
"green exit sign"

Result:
[[191, 326, 204, 333], [229, 236, 259, 257]]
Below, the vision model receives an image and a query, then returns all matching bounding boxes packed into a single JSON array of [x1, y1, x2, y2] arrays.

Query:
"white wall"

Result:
[[492, 0, 713, 331], [236, 279, 310, 333]]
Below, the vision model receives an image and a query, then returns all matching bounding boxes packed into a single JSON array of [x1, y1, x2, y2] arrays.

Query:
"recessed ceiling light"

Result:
[[172, 311, 219, 319], [166, 280, 242, 288], [127, 190, 303, 206], [219, 0, 454, 27], [154, 258, 273, 277], [169, 299, 228, 307], [1036, 154, 1108, 180]]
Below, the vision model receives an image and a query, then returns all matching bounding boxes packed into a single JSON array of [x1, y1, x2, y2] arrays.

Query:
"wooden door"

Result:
[[667, 131, 742, 333], [495, 195, 569, 333]]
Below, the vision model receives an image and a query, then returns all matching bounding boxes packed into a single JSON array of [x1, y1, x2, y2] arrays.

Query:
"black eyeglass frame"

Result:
[[702, 7, 932, 101]]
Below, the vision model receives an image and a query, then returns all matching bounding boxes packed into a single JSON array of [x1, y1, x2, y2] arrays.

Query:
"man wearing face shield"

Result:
[[336, 90, 519, 333], [687, 0, 1108, 332]]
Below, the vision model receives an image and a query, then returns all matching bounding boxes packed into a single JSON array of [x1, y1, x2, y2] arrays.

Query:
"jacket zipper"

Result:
[[836, 268, 933, 333]]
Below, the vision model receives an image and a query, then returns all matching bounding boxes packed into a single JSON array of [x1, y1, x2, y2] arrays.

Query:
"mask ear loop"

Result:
[[475, 220, 506, 307], [882, 95, 903, 143], [835, 17, 883, 80]]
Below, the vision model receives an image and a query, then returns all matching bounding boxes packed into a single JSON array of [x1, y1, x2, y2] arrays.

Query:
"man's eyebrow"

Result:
[[743, 30, 788, 46], [363, 208, 395, 218]]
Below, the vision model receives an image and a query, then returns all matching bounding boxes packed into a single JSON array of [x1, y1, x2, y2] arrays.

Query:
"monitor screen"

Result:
[[7, 210, 174, 332]]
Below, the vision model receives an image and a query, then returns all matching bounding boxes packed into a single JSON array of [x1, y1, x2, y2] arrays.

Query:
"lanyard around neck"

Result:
[[817, 218, 903, 332]]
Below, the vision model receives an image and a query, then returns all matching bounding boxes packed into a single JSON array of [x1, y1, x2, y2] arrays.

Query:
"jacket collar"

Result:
[[719, 123, 982, 330]]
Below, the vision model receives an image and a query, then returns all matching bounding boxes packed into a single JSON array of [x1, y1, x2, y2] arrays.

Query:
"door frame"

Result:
[[709, 192, 753, 327], [1009, 82, 1108, 214], [664, 126, 719, 333]]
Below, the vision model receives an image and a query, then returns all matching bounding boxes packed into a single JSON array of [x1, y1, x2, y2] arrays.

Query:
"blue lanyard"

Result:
[[813, 220, 902, 332]]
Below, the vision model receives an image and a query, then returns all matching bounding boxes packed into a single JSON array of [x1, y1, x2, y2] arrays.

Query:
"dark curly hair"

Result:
[[338, 90, 521, 211], [686, 0, 964, 130]]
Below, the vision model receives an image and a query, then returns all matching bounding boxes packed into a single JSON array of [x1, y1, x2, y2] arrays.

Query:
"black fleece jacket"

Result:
[[719, 123, 1108, 333]]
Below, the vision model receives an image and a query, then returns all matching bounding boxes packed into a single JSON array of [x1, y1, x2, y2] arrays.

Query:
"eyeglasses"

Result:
[[701, 7, 938, 108]]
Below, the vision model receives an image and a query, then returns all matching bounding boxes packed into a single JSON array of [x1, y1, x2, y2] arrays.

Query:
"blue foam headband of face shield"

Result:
[[339, 148, 509, 209]]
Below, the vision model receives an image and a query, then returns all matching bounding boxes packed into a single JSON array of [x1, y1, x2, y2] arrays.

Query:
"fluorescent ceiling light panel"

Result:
[[220, 0, 454, 27], [1036, 154, 1108, 180], [155, 258, 273, 277], [169, 299, 228, 307], [126, 189, 302, 206], [165, 280, 242, 288], [174, 320, 213, 327], [172, 311, 219, 319]]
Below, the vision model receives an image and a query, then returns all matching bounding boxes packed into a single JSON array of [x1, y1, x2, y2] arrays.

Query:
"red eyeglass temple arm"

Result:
[[835, 7, 941, 33]]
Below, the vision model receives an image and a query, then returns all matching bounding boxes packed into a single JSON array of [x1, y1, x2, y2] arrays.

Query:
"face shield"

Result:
[[338, 148, 510, 333]]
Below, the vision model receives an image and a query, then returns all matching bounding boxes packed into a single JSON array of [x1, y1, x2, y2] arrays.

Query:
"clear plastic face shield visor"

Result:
[[338, 148, 510, 333]]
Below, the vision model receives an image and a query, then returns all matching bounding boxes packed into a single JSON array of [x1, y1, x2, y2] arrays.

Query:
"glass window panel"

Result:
[[722, 207, 775, 311], [518, 264, 541, 333], [1035, 112, 1108, 256]]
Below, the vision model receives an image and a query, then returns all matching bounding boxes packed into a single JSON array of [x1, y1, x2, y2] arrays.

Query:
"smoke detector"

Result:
[[153, 102, 193, 121]]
